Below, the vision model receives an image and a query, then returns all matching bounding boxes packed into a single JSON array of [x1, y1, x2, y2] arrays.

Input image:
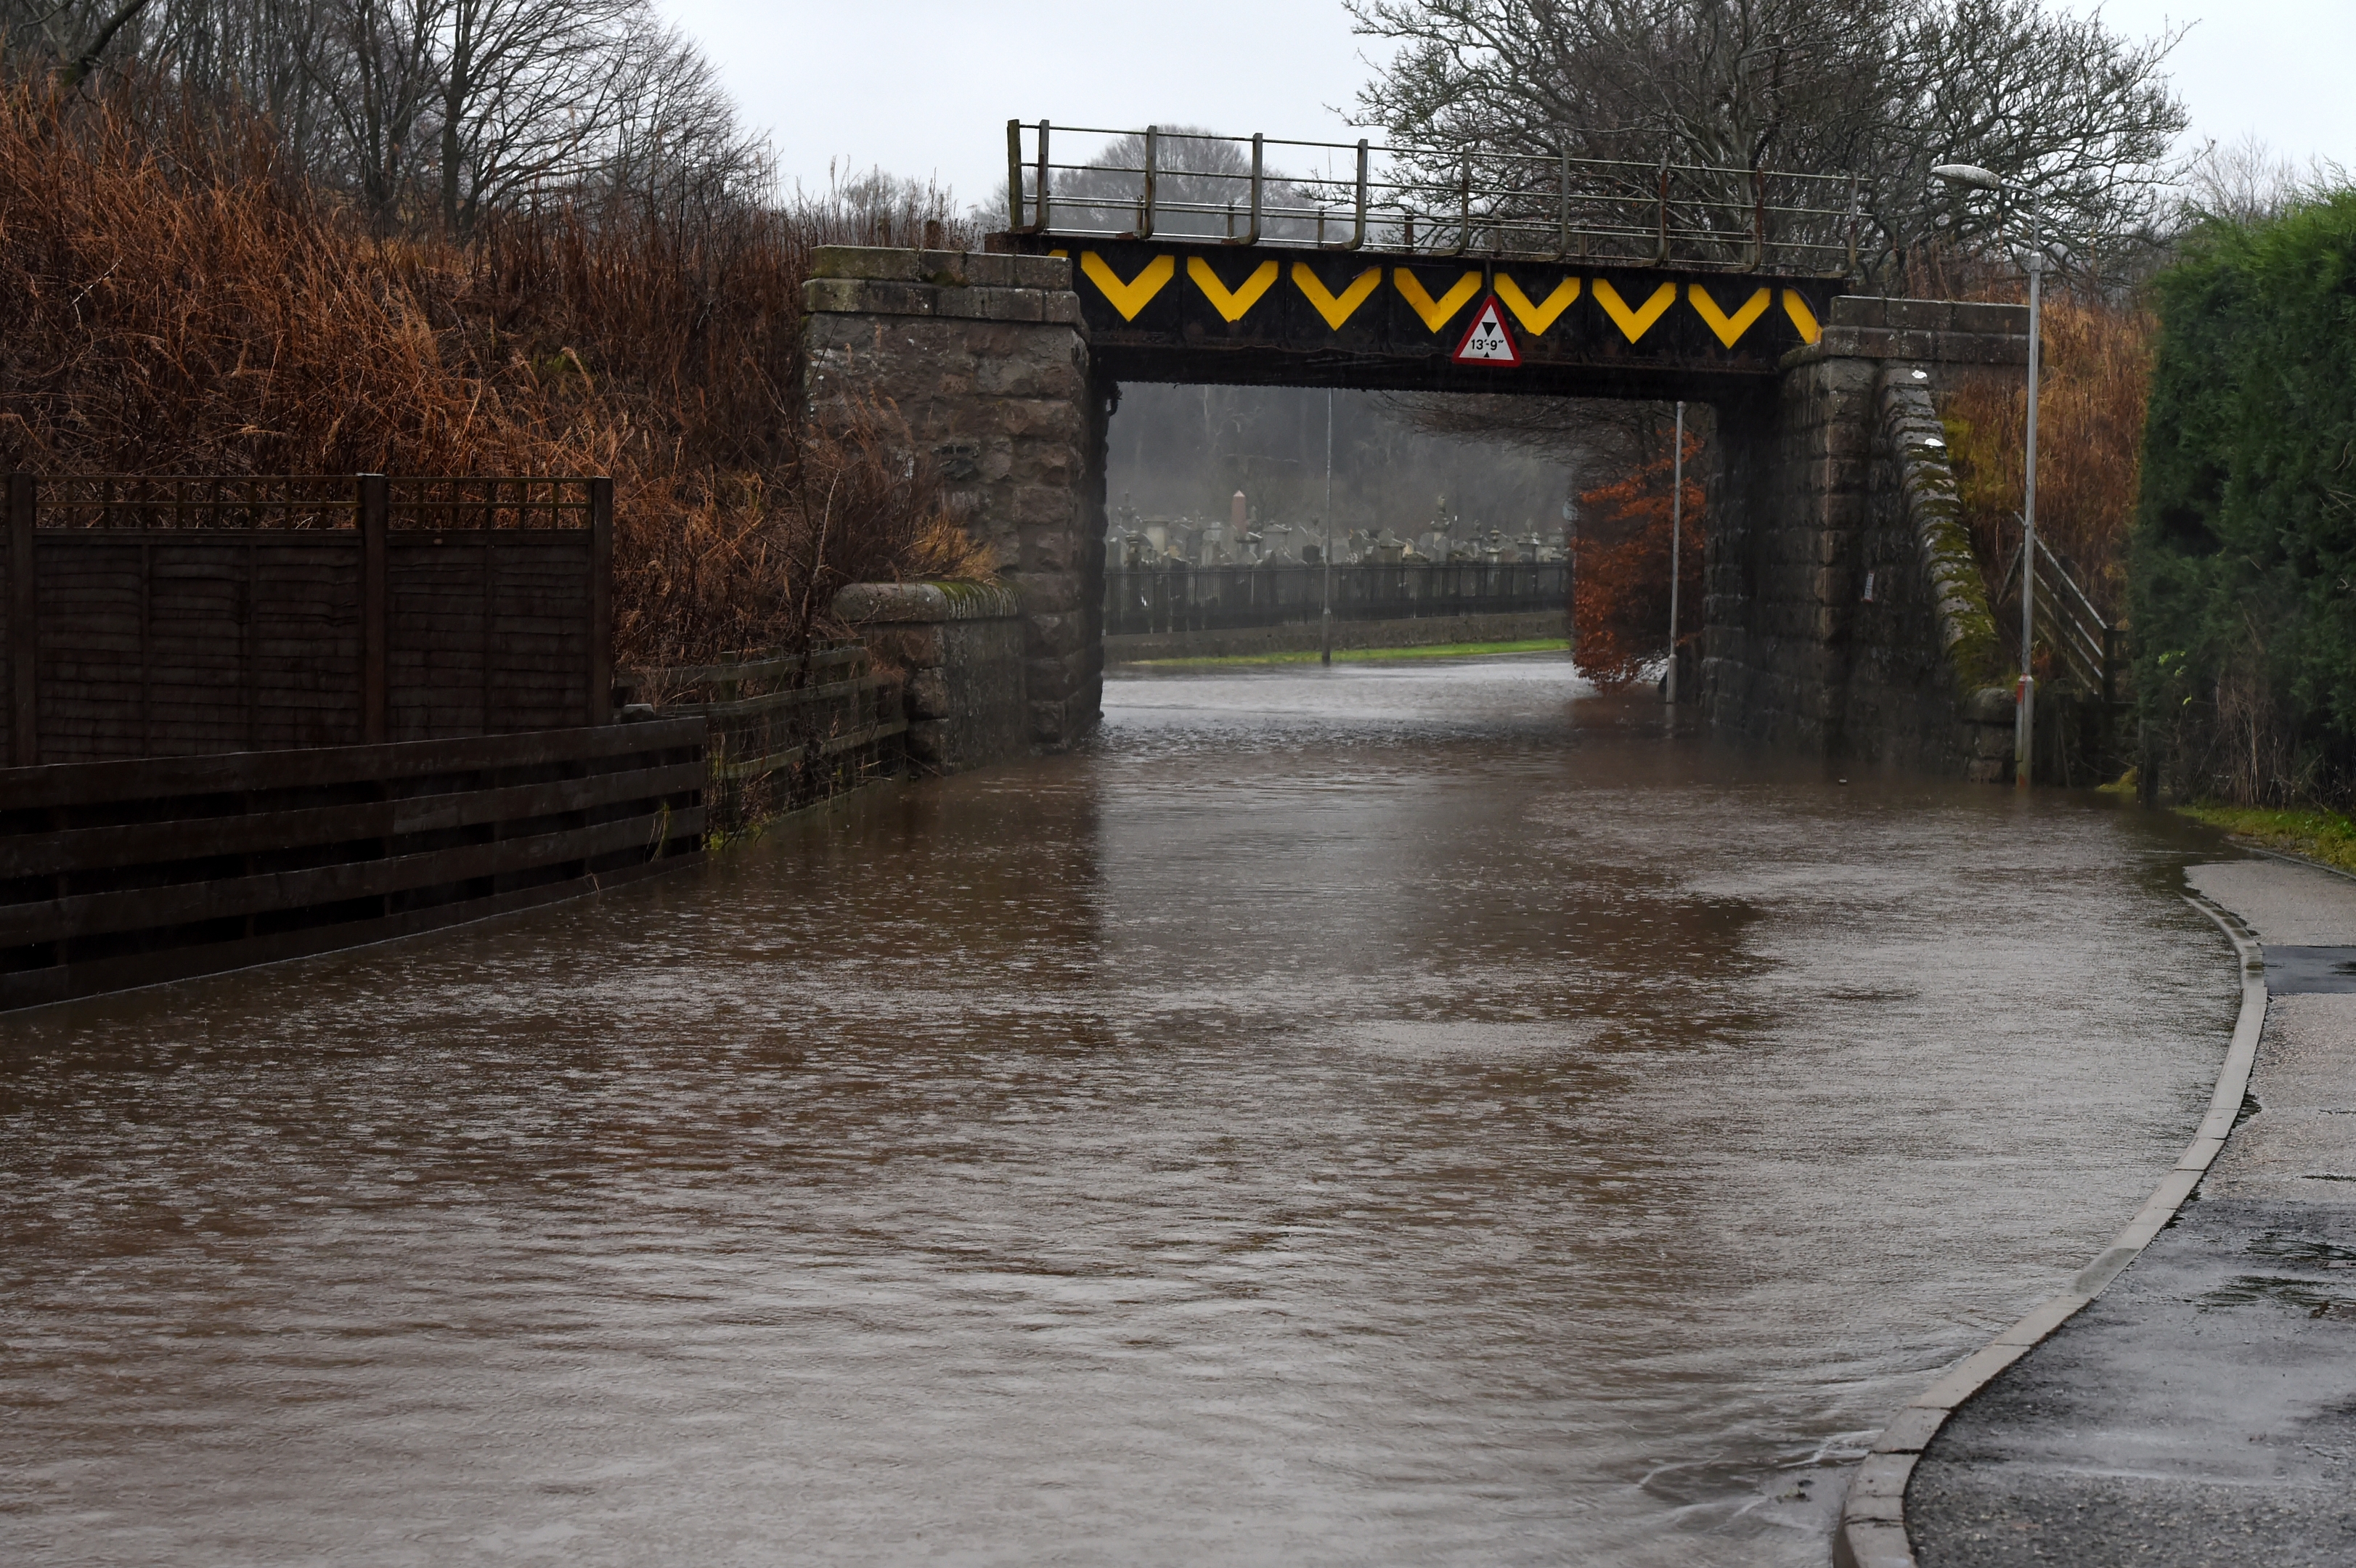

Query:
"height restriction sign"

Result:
[[1452, 296, 1521, 365]]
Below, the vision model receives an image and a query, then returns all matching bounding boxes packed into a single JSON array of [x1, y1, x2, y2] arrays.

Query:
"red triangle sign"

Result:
[[1452, 295, 1521, 366]]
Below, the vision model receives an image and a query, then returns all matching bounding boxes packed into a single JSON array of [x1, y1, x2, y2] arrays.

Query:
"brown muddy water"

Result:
[[1, 655, 2238, 1566]]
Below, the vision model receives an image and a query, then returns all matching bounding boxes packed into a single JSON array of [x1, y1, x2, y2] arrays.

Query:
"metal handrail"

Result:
[[1006, 120, 1861, 275], [1996, 536, 2120, 702]]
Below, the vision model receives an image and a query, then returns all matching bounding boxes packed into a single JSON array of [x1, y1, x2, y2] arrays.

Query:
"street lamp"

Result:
[[1933, 160, 2040, 790], [1322, 388, 1334, 666], [1666, 399, 1684, 707]]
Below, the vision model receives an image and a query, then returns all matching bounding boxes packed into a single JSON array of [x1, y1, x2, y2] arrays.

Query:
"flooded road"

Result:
[[1, 656, 2238, 1565]]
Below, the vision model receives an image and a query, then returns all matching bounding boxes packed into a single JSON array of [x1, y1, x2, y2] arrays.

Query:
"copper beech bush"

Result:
[[0, 79, 988, 672], [1571, 432, 1706, 687]]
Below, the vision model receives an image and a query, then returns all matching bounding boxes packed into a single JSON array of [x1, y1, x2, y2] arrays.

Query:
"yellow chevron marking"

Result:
[[1080, 251, 1174, 321], [1393, 269, 1484, 332], [1494, 274, 1581, 335], [1782, 289, 1822, 344], [1292, 263, 1383, 329], [1594, 279, 1677, 341], [1689, 285, 1773, 348], [1187, 256, 1280, 322]]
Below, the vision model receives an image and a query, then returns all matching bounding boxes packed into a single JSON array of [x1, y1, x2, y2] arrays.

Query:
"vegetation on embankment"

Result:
[[2131, 191, 2356, 807], [1941, 291, 2157, 629], [2176, 804, 2356, 878], [0, 76, 987, 672]]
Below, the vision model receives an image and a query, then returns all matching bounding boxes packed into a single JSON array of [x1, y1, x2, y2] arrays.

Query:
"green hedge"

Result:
[[2133, 192, 2356, 800]]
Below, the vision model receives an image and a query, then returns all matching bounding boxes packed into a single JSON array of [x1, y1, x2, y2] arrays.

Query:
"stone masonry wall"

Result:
[[835, 581, 1028, 775], [1703, 296, 2025, 777], [1840, 371, 2015, 778], [802, 246, 1098, 751]]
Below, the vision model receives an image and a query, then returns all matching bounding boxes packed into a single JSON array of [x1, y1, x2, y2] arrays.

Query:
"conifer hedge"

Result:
[[2133, 193, 2356, 802]]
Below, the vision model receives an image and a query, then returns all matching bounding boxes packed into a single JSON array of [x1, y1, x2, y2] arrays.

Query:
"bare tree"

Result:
[[154, 0, 338, 167], [301, 0, 440, 229], [0, 0, 158, 83], [2179, 133, 2339, 228], [428, 0, 638, 236], [3, 0, 764, 237], [1347, 0, 2190, 284], [591, 15, 765, 211]]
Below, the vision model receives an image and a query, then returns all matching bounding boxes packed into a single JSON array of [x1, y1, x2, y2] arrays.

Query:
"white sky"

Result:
[[657, 0, 2356, 206]]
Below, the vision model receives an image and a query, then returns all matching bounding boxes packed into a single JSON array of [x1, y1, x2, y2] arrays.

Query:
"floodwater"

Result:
[[1, 656, 2240, 1566]]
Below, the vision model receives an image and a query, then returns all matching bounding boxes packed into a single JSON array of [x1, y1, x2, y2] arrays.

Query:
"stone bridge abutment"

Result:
[[1709, 296, 2029, 779], [803, 244, 2029, 777], [803, 248, 1106, 751]]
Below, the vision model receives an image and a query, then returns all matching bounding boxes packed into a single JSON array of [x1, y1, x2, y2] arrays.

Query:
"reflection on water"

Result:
[[0, 655, 2236, 1565]]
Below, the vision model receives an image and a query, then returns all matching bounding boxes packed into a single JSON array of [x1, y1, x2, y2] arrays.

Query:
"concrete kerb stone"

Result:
[[1832, 893, 2270, 1568]]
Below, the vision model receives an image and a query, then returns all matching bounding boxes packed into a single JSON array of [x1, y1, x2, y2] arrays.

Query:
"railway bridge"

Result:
[[804, 123, 2033, 779]]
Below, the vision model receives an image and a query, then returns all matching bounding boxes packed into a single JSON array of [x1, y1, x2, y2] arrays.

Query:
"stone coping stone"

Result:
[[1831, 295, 2029, 335], [835, 580, 1022, 625], [809, 245, 1070, 292], [1785, 326, 2030, 369], [802, 277, 1085, 325]]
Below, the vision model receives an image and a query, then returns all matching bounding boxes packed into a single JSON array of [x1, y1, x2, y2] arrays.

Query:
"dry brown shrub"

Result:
[[1900, 250, 2155, 621], [0, 76, 989, 671]]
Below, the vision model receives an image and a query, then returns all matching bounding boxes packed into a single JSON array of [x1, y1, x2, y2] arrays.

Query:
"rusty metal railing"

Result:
[[1006, 121, 1861, 276]]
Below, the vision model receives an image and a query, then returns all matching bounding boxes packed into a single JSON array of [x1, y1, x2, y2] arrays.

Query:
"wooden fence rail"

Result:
[[619, 645, 905, 835], [0, 718, 702, 1012]]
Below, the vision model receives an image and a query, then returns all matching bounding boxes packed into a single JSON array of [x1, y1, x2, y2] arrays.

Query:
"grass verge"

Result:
[[1120, 637, 1570, 669], [2177, 802, 2356, 878]]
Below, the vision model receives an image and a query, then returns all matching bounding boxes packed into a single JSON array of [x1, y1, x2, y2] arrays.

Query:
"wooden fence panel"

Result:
[[0, 716, 704, 1013], [1, 474, 611, 764]]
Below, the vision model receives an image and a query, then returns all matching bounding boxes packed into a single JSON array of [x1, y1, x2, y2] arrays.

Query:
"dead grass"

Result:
[[0, 77, 990, 671], [1917, 270, 2156, 624]]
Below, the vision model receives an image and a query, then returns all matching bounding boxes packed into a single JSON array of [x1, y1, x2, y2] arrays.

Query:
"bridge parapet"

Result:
[[1791, 295, 2031, 371], [804, 246, 1078, 322]]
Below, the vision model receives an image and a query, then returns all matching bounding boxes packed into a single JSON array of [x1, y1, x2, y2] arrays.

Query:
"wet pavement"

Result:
[[0, 656, 2243, 1566], [1908, 856, 2356, 1567]]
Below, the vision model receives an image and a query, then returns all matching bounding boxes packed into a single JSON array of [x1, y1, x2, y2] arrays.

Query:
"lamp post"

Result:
[[1666, 400, 1684, 706], [1562, 494, 1576, 667], [1322, 389, 1334, 666], [1933, 160, 2039, 788]]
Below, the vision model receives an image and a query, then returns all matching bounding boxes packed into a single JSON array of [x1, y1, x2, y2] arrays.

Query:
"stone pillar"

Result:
[[1703, 296, 2027, 772], [802, 246, 1099, 751]]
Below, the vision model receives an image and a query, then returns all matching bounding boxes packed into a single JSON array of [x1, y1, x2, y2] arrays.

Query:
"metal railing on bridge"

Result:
[[1106, 561, 1565, 638], [1008, 121, 1859, 276]]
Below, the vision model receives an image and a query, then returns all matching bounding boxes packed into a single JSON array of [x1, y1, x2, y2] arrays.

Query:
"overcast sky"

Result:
[[657, 0, 2356, 207]]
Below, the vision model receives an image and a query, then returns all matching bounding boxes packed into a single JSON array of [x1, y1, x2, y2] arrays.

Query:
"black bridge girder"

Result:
[[996, 234, 1846, 399]]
